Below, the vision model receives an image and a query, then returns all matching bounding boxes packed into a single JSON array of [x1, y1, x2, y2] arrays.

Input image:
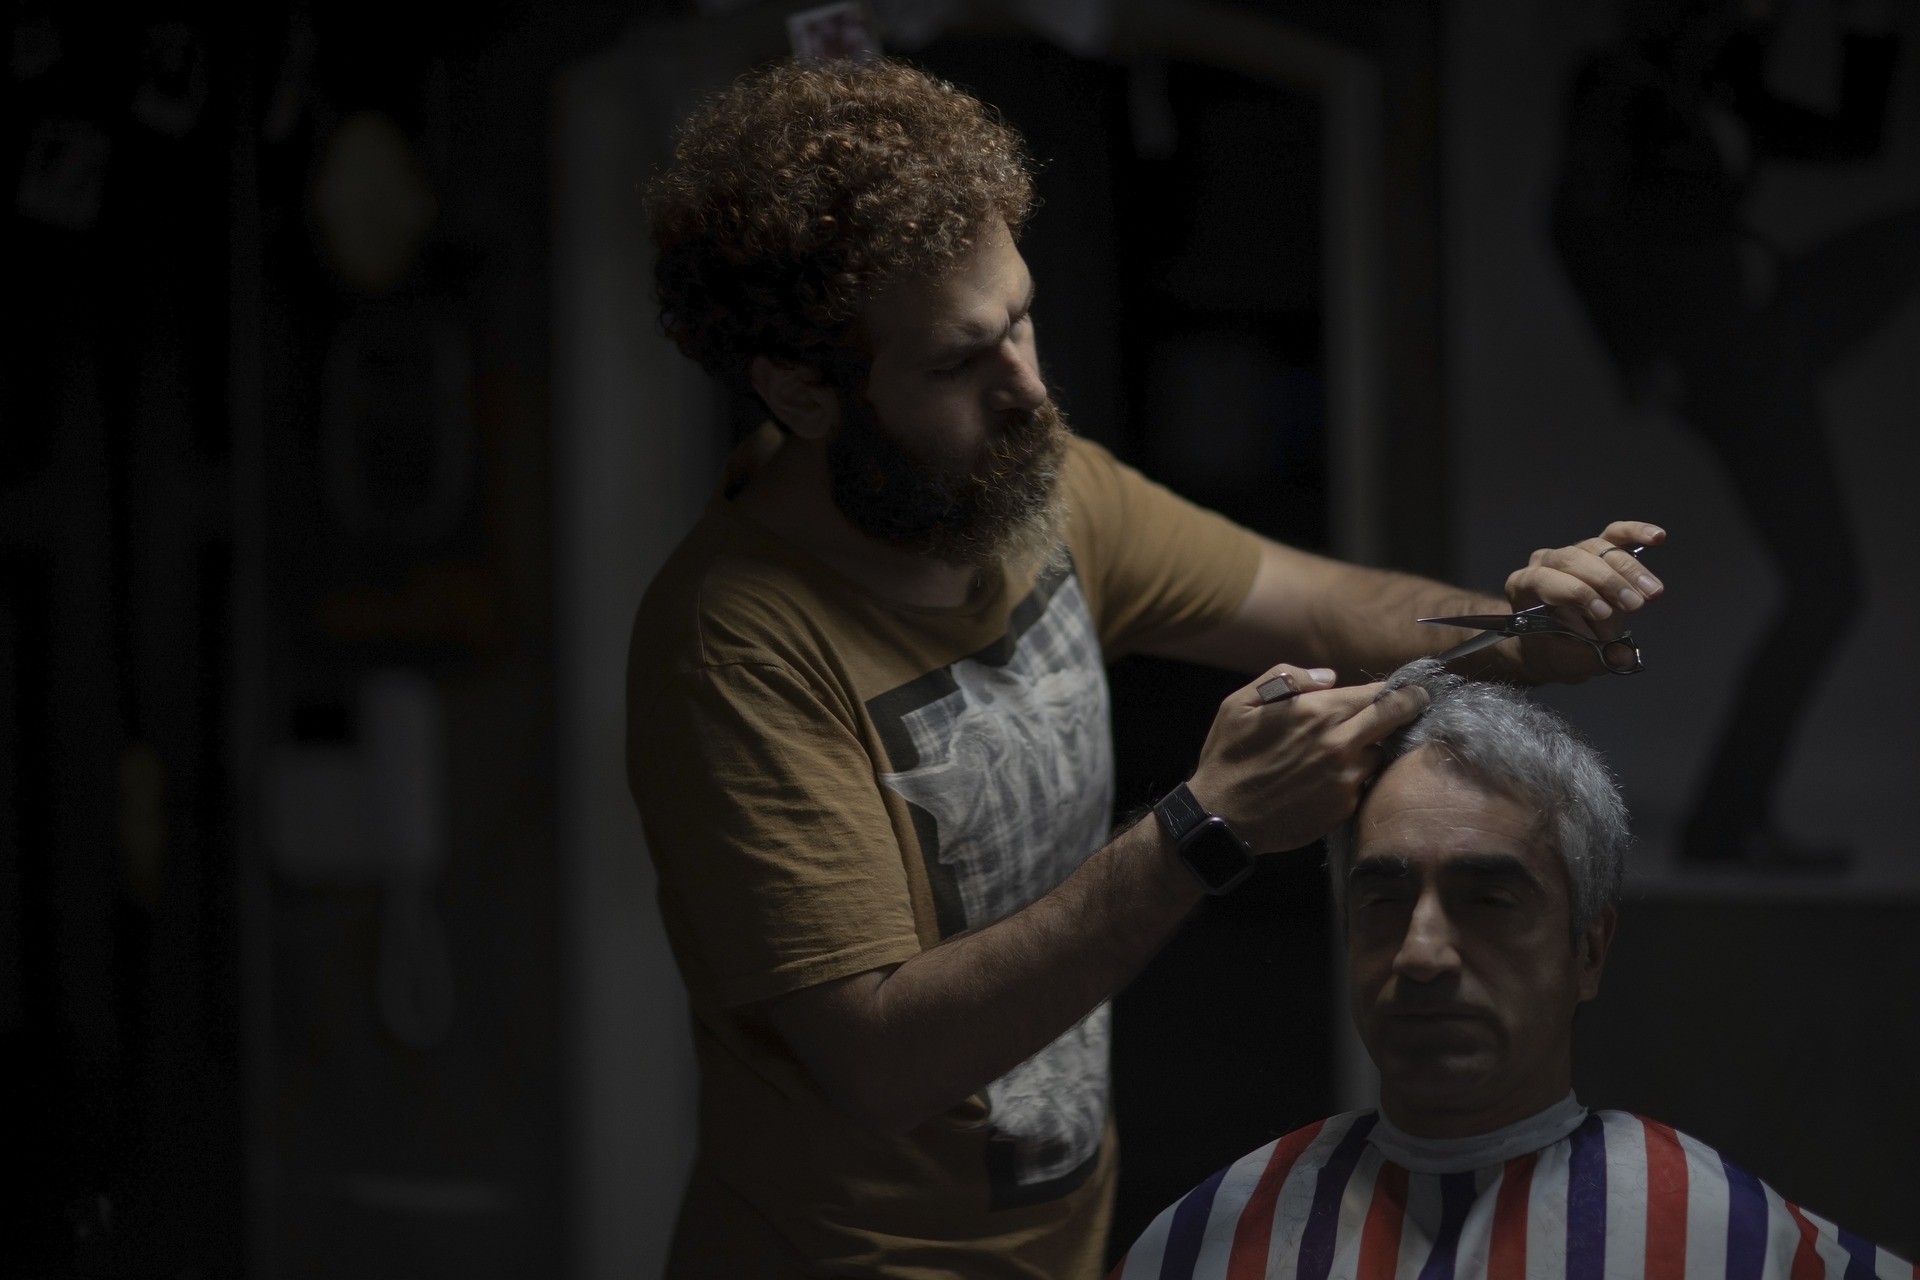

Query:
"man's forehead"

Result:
[[1354, 747, 1556, 874], [863, 221, 1032, 358]]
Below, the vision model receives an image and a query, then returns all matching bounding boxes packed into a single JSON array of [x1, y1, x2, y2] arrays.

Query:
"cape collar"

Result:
[[1367, 1092, 1588, 1174]]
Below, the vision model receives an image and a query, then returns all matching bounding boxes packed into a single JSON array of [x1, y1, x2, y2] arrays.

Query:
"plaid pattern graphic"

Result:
[[877, 564, 1115, 1203]]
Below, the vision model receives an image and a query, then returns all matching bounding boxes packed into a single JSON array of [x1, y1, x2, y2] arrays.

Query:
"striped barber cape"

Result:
[[1112, 1108, 1913, 1280]]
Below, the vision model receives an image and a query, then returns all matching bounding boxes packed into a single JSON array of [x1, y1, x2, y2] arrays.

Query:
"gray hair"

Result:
[[1326, 659, 1629, 934]]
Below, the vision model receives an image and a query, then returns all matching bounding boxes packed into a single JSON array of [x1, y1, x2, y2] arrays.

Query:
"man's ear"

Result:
[[749, 356, 841, 441], [1575, 902, 1618, 1004]]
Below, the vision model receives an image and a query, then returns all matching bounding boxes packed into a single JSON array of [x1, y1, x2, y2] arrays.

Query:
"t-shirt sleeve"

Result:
[[631, 659, 924, 1008], [1063, 438, 1263, 658]]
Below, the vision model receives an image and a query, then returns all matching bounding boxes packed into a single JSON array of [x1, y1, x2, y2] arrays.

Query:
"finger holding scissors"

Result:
[[1504, 520, 1667, 626], [1487, 521, 1666, 680]]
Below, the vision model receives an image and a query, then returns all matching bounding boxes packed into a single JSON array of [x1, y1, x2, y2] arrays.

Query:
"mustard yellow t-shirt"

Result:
[[627, 431, 1261, 1278]]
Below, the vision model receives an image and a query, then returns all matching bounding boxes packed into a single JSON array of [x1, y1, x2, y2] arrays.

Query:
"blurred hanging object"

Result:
[[871, 0, 1110, 56], [787, 1, 881, 61], [16, 118, 109, 231], [10, 14, 61, 80], [118, 743, 166, 910], [261, 16, 315, 143], [363, 671, 456, 1050], [263, 670, 456, 1049], [1127, 58, 1178, 160], [314, 111, 437, 293], [321, 313, 474, 542], [130, 22, 208, 138]]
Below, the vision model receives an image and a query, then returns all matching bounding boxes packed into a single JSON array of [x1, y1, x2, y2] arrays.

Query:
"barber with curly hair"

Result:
[[629, 58, 1667, 1278]]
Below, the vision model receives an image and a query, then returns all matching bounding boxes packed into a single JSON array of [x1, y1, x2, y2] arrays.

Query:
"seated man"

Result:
[[1113, 660, 1912, 1279]]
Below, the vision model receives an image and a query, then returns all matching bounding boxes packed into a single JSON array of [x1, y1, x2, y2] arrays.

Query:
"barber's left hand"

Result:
[[1503, 520, 1667, 683]]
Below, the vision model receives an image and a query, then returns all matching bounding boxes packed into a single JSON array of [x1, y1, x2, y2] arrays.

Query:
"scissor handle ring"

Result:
[[1595, 634, 1644, 675]]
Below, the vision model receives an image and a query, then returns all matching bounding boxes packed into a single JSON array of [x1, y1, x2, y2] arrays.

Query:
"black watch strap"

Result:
[[1154, 782, 1255, 895], [1153, 781, 1211, 844]]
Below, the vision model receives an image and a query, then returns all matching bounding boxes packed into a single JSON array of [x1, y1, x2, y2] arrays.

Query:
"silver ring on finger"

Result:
[[1257, 671, 1300, 705]]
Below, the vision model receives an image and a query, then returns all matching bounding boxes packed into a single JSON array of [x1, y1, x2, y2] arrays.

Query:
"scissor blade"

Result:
[[1433, 629, 1511, 665], [1418, 613, 1524, 629]]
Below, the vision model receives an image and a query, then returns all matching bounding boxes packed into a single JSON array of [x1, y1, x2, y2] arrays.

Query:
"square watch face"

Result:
[[1183, 818, 1252, 892]]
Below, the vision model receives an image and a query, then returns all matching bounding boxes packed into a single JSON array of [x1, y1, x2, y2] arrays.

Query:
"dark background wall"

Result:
[[1447, 0, 1920, 1252], [3, 0, 1912, 1275], [4, 5, 626, 1276], [1575, 898, 1920, 1254]]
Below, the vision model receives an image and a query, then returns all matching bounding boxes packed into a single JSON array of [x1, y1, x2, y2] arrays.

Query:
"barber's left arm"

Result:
[[1144, 520, 1667, 684]]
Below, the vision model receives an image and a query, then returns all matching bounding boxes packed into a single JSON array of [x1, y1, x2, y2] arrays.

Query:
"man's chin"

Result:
[[949, 484, 1069, 573], [828, 396, 1071, 570], [1371, 1026, 1504, 1100], [1375, 1059, 1513, 1133]]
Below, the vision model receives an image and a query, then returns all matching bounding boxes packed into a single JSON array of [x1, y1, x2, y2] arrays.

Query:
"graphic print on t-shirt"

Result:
[[867, 560, 1116, 1210]]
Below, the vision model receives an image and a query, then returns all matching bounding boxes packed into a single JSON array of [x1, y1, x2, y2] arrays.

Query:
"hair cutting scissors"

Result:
[[1417, 546, 1649, 675], [1417, 605, 1644, 674]]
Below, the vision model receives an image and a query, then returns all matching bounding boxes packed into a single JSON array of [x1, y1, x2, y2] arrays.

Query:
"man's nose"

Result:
[[1392, 891, 1462, 984], [986, 336, 1047, 413]]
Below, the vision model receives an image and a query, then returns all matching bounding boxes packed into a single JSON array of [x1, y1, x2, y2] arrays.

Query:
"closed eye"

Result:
[[1352, 885, 1414, 909], [927, 294, 1032, 379]]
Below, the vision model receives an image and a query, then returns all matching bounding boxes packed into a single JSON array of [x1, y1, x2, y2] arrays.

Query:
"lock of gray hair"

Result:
[[1326, 658, 1629, 935]]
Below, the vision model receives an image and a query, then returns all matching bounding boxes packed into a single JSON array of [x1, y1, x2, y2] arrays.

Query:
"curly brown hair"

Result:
[[647, 58, 1035, 395]]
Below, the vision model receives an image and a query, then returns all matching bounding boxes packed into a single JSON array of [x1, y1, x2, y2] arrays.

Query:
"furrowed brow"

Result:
[[923, 280, 1037, 366]]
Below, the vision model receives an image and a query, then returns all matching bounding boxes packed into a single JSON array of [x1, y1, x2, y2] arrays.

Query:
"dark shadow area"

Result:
[[1552, 2, 1919, 867], [5, 14, 243, 1272], [1575, 898, 1920, 1255], [4, 5, 626, 1275]]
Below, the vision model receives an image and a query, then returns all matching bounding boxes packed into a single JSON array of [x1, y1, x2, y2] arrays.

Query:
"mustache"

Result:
[[1378, 991, 1490, 1021], [974, 401, 1061, 480], [1374, 975, 1485, 1018]]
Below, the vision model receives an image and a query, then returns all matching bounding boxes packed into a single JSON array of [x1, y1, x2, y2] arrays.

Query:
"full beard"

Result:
[[826, 393, 1071, 573]]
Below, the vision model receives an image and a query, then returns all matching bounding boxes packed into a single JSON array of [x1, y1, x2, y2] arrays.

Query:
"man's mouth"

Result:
[[1382, 1005, 1488, 1025]]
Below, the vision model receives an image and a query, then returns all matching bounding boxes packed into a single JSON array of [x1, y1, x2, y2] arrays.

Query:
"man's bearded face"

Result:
[[826, 390, 1070, 571]]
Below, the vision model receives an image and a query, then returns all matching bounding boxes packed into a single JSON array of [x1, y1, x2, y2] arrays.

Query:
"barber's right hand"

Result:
[[1184, 664, 1428, 855]]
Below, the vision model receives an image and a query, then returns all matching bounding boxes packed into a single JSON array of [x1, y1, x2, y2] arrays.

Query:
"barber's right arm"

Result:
[[760, 667, 1427, 1137]]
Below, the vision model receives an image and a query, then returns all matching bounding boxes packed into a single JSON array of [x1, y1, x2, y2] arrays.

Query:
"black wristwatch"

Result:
[[1154, 782, 1255, 895]]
